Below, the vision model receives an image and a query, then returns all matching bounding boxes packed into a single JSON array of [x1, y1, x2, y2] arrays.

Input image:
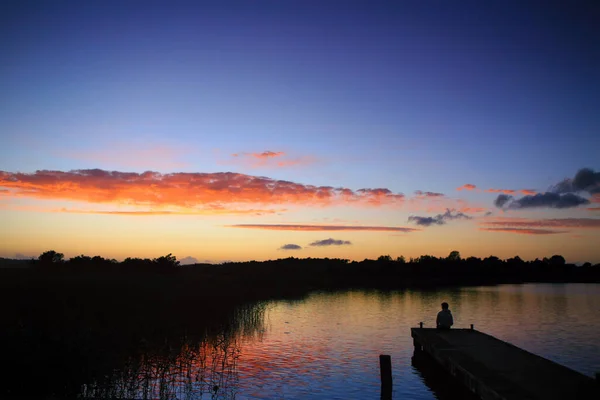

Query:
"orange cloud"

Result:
[[457, 184, 477, 191], [480, 228, 568, 235], [0, 169, 405, 210], [228, 224, 419, 232]]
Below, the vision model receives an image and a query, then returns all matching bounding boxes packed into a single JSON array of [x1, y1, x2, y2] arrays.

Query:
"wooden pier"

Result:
[[411, 327, 599, 400]]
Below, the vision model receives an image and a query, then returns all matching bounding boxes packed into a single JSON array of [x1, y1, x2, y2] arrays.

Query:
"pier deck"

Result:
[[411, 328, 599, 400]]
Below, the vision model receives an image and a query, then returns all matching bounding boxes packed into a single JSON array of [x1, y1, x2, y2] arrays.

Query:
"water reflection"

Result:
[[411, 350, 479, 400], [74, 303, 270, 400], [80, 333, 242, 399], [4, 284, 599, 399]]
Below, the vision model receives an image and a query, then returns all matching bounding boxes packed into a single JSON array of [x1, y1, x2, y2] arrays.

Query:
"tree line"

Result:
[[9, 249, 596, 290]]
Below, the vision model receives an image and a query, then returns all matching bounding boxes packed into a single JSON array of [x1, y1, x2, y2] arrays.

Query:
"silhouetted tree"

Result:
[[377, 255, 392, 262], [154, 253, 180, 270], [416, 255, 438, 263], [507, 255, 524, 264], [38, 250, 64, 265], [549, 255, 566, 266], [396, 255, 406, 264], [447, 251, 461, 262], [69, 255, 92, 264]]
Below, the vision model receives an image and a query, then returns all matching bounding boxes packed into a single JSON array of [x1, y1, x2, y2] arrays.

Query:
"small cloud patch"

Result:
[[408, 209, 472, 227], [309, 238, 352, 247], [279, 244, 302, 250]]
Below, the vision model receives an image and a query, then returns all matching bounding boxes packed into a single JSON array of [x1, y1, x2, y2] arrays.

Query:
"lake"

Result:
[[80, 283, 600, 399]]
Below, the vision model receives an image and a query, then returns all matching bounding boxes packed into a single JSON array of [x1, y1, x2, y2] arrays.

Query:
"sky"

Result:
[[1, 1, 599, 264]]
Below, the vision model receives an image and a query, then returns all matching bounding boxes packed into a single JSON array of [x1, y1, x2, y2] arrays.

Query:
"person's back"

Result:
[[436, 302, 453, 329]]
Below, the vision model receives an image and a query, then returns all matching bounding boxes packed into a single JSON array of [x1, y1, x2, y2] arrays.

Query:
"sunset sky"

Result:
[[1, 1, 599, 264]]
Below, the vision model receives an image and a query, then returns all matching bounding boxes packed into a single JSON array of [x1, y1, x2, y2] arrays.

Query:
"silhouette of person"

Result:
[[436, 302, 453, 329]]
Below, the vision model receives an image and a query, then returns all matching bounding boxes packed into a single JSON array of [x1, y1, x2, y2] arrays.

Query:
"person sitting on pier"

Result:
[[436, 302, 453, 330]]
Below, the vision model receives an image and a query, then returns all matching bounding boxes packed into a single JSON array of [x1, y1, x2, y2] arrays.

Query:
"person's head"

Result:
[[441, 302, 449, 310]]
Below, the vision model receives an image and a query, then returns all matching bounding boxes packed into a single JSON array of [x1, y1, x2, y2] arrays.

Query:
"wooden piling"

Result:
[[470, 324, 474, 330], [379, 354, 392, 389]]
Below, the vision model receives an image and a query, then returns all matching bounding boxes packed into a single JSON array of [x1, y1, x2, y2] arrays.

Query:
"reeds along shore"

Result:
[[0, 251, 598, 397]]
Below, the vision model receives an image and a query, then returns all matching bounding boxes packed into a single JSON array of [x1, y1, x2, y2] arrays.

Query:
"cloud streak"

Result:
[[486, 188, 537, 195], [407, 209, 472, 227], [227, 224, 419, 232], [57, 208, 280, 216], [0, 169, 406, 211], [309, 238, 351, 246], [458, 183, 536, 196], [479, 228, 568, 235], [481, 218, 600, 229]]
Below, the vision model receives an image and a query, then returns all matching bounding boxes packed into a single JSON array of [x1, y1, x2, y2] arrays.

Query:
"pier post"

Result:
[[595, 372, 599, 383], [470, 324, 474, 330], [419, 321, 423, 328], [379, 354, 392, 398]]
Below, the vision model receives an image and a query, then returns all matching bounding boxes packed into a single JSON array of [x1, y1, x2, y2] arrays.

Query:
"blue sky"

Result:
[[1, 1, 599, 263]]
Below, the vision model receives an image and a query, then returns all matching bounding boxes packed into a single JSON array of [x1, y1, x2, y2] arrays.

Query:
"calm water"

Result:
[[82, 283, 600, 399]]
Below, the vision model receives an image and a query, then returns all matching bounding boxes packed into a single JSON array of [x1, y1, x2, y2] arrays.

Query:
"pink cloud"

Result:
[[230, 151, 315, 168], [457, 184, 477, 191]]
